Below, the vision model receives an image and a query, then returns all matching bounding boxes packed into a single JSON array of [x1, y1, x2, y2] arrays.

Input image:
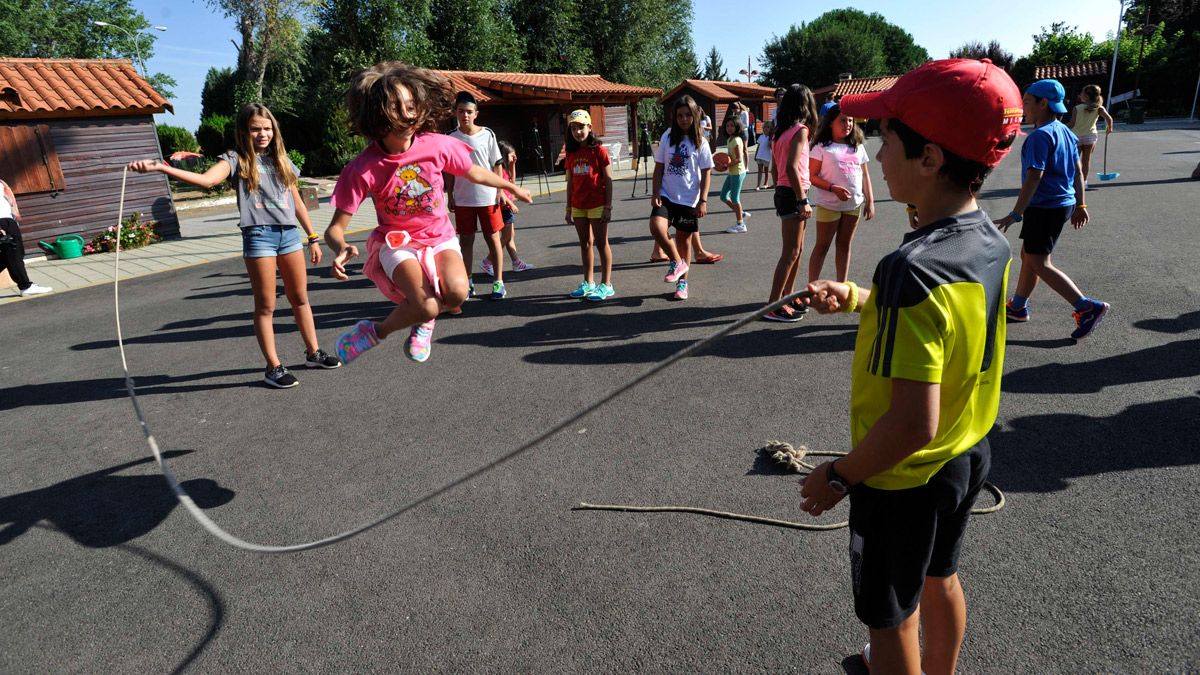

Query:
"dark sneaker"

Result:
[[1071, 300, 1110, 340], [304, 349, 342, 369], [264, 365, 298, 389], [1006, 300, 1031, 322], [763, 307, 803, 323]]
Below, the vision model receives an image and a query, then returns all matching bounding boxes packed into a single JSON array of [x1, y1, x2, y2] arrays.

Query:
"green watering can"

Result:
[[38, 234, 85, 259]]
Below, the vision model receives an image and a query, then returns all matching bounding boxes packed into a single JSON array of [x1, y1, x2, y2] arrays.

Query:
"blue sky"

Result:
[[133, 0, 1123, 132]]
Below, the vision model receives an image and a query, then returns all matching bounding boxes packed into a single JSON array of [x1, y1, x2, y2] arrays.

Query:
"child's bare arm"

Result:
[[1100, 106, 1114, 132], [996, 169, 1043, 231], [1071, 159, 1089, 228], [128, 158, 231, 189], [463, 165, 532, 203], [799, 378, 939, 516], [324, 209, 358, 280], [601, 163, 614, 224], [651, 163, 665, 207], [861, 164, 875, 220], [696, 168, 711, 217]]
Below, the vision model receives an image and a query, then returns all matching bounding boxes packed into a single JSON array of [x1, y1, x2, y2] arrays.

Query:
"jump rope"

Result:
[[112, 168, 1004, 554]]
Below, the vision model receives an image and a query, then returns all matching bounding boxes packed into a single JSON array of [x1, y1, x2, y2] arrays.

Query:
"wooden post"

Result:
[[630, 103, 640, 170]]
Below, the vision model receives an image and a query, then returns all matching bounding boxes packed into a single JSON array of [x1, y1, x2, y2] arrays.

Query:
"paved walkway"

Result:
[[1, 161, 655, 306]]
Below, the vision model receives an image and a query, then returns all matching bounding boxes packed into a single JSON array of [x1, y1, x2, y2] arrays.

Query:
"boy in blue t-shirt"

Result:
[[996, 79, 1109, 341]]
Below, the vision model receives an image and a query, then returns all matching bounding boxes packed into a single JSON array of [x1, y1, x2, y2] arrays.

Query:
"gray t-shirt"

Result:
[[220, 151, 301, 228], [448, 127, 502, 207]]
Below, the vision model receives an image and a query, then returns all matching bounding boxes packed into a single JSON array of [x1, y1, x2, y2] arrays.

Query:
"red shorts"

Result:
[[454, 205, 504, 236]]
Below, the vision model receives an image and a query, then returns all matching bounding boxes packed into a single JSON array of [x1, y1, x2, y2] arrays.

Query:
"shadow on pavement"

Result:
[[1003, 338, 1200, 394], [0, 369, 262, 408], [1133, 309, 1200, 334], [989, 392, 1200, 493], [1, 451, 234, 548]]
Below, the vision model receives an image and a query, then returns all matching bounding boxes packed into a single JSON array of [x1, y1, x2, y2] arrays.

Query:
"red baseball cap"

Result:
[[839, 59, 1022, 167]]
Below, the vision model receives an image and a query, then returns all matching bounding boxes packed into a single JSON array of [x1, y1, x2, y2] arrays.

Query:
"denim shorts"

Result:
[[241, 224, 303, 258]]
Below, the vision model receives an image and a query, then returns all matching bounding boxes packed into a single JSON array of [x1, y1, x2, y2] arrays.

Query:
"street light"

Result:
[[92, 20, 167, 78], [739, 57, 759, 83]]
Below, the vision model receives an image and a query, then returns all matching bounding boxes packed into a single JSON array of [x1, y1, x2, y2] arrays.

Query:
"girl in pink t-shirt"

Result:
[[326, 62, 531, 364], [764, 84, 818, 323]]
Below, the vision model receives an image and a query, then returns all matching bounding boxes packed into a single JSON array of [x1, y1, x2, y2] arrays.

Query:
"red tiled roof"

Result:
[[434, 71, 660, 104], [0, 58, 172, 120], [832, 76, 899, 98], [659, 79, 776, 103], [1033, 61, 1108, 80]]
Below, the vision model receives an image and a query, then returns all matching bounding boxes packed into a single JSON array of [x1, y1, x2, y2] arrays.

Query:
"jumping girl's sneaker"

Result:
[[264, 365, 299, 389], [405, 319, 435, 363], [673, 280, 689, 300], [663, 260, 690, 283], [335, 320, 380, 364], [304, 349, 342, 369]]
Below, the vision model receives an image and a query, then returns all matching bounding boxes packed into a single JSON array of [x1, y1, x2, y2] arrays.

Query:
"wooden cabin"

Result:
[[659, 80, 777, 136], [0, 58, 177, 254], [435, 71, 661, 175]]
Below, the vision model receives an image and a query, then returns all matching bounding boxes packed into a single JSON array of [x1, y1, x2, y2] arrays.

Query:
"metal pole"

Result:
[[1191, 64, 1200, 121], [1106, 1, 1124, 101]]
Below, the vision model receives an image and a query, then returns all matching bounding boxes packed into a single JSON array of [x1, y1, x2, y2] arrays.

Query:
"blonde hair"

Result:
[[1082, 84, 1103, 111], [346, 61, 454, 140], [233, 104, 297, 193]]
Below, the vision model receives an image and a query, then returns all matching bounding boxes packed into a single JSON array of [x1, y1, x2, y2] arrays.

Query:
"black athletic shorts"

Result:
[[1019, 205, 1071, 255], [773, 186, 804, 218], [650, 197, 699, 233], [847, 437, 991, 630]]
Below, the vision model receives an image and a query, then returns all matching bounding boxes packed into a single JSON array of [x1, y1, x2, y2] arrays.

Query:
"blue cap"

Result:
[[1027, 79, 1068, 114]]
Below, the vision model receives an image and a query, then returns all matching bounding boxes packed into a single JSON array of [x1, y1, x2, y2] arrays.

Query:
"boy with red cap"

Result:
[[799, 59, 1021, 674]]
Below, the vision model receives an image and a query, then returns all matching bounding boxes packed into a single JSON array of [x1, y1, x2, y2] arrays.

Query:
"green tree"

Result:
[[0, 0, 176, 97], [759, 9, 928, 87], [200, 67, 238, 119], [204, 0, 314, 106], [509, 0, 592, 73], [427, 0, 524, 71], [701, 46, 726, 80], [949, 40, 1015, 71]]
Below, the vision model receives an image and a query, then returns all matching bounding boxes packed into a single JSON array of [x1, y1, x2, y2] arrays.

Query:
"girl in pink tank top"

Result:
[[764, 84, 819, 323]]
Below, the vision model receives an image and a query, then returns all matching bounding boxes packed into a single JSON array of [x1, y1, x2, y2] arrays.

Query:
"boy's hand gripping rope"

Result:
[[112, 168, 1001, 553]]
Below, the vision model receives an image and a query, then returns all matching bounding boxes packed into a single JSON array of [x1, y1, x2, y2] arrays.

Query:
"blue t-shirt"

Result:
[[1021, 119, 1077, 209]]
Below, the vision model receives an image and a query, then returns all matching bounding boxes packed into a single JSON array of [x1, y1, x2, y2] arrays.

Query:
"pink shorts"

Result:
[[364, 230, 461, 305]]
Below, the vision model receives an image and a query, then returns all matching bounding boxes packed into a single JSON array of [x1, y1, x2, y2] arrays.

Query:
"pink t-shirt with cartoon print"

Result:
[[332, 133, 473, 246]]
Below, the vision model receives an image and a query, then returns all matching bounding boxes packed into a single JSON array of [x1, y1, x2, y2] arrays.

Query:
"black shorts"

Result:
[[1019, 205, 1071, 255], [773, 186, 804, 218], [847, 437, 991, 630], [650, 197, 699, 233]]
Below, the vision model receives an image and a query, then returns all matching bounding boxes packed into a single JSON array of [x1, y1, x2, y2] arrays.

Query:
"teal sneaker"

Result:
[[585, 282, 614, 301], [569, 280, 595, 298]]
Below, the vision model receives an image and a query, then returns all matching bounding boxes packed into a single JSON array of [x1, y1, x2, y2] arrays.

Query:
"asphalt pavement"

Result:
[[2, 125, 1198, 673]]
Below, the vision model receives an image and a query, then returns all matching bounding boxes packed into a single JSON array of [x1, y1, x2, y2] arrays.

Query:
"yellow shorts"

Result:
[[814, 204, 862, 222], [571, 206, 606, 219]]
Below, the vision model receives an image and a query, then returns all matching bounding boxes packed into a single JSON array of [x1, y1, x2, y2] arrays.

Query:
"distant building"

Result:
[[0, 58, 177, 253], [659, 80, 778, 136]]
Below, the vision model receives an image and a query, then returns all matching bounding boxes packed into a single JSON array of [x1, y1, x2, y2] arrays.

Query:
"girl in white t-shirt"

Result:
[[648, 95, 713, 300], [754, 121, 774, 190], [806, 105, 874, 284]]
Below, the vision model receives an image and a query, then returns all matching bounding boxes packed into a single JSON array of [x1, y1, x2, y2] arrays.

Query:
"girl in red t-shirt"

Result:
[[563, 109, 615, 301]]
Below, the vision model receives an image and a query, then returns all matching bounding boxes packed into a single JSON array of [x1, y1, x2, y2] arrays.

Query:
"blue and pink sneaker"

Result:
[[405, 319, 435, 363], [335, 320, 380, 364]]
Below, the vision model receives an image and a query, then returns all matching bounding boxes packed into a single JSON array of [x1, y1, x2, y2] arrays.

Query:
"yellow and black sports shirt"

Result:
[[850, 209, 1010, 490]]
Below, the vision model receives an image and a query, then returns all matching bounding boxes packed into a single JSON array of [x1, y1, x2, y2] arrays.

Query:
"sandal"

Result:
[[649, 256, 670, 263], [695, 253, 724, 264]]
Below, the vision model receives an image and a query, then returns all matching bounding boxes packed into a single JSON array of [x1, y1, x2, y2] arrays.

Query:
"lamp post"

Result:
[[1105, 1, 1127, 106], [92, 20, 167, 78], [739, 57, 759, 83]]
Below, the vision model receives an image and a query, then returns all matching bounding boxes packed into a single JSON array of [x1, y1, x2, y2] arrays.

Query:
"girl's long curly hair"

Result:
[[346, 62, 455, 140]]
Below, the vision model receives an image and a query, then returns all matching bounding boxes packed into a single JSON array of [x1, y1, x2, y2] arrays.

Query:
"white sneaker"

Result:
[[725, 223, 747, 234], [743, 211, 752, 222], [480, 258, 495, 277], [20, 284, 53, 296]]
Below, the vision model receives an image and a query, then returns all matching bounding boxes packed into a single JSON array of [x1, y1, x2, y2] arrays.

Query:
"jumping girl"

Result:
[[483, 140, 534, 277], [129, 103, 340, 388], [721, 116, 751, 234], [649, 95, 714, 300], [1065, 84, 1114, 182], [563, 109, 615, 301], [807, 104, 875, 283], [764, 84, 818, 322], [325, 62, 532, 364]]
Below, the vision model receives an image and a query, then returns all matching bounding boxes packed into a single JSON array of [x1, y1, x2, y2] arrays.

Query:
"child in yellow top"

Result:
[[1065, 84, 1114, 181]]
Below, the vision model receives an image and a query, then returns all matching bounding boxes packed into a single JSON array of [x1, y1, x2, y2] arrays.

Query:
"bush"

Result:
[[287, 149, 306, 174], [195, 114, 233, 157], [85, 212, 160, 254], [156, 125, 199, 157]]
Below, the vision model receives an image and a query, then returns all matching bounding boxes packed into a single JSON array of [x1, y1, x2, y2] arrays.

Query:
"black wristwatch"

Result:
[[798, 197, 810, 207], [827, 461, 851, 495]]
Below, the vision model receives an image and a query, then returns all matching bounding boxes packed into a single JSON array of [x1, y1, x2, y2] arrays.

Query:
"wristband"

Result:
[[1076, 204, 1087, 209], [307, 238, 320, 246], [842, 281, 859, 313], [1007, 210, 1023, 223]]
